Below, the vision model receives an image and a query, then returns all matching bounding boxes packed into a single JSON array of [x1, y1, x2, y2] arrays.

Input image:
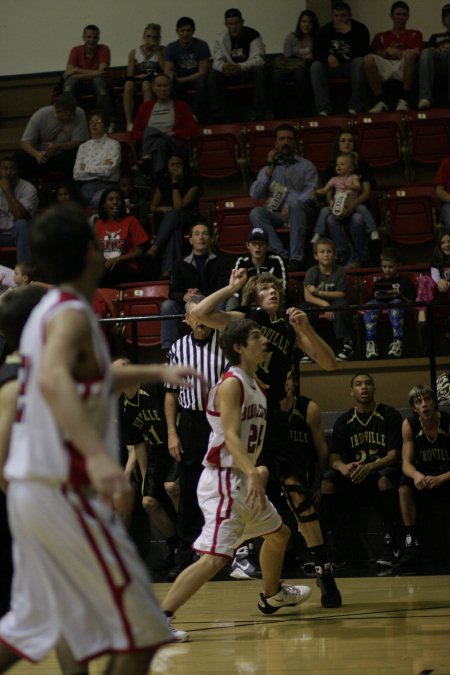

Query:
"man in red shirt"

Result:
[[364, 1, 422, 112], [63, 25, 114, 122]]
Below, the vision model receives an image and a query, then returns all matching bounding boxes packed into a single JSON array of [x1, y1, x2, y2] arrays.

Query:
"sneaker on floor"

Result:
[[365, 340, 379, 360], [370, 230, 380, 241], [387, 339, 403, 358], [126, 122, 133, 132], [311, 232, 320, 244], [396, 98, 409, 112], [318, 110, 329, 117], [399, 534, 420, 566], [369, 101, 388, 113], [347, 107, 358, 115], [258, 583, 312, 615], [336, 343, 354, 361], [300, 353, 313, 364], [165, 615, 190, 643], [315, 563, 342, 608], [376, 535, 399, 567], [418, 98, 431, 111], [230, 545, 262, 580]]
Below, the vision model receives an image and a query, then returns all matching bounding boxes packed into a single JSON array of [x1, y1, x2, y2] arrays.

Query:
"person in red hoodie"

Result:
[[130, 73, 197, 179]]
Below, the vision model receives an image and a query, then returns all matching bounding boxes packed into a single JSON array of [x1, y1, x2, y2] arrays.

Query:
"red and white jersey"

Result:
[[4, 288, 117, 485], [204, 366, 267, 470]]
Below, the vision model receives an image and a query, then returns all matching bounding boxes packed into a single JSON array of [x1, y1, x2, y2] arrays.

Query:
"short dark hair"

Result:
[[30, 203, 97, 284], [88, 108, 110, 129], [350, 371, 374, 388], [0, 286, 47, 350], [313, 236, 334, 254], [219, 318, 259, 365], [274, 123, 297, 138], [188, 219, 213, 237], [98, 188, 126, 222], [83, 24, 100, 34], [332, 2, 351, 15], [380, 248, 398, 264], [176, 17, 195, 31], [391, 1, 409, 15], [152, 72, 172, 85], [0, 156, 18, 169], [54, 94, 77, 113]]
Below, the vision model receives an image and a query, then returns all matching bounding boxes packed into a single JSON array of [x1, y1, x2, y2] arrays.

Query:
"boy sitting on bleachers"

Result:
[[363, 248, 416, 360]]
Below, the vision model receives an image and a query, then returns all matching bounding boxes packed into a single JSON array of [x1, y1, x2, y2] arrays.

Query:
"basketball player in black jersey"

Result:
[[322, 372, 402, 568], [399, 384, 450, 565], [191, 269, 342, 608]]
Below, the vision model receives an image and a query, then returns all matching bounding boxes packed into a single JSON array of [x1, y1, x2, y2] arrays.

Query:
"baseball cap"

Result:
[[225, 8, 242, 19], [248, 227, 268, 242], [443, 3, 450, 18]]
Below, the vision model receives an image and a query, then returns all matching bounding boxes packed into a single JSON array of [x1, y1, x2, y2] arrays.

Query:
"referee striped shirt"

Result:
[[165, 329, 228, 411]]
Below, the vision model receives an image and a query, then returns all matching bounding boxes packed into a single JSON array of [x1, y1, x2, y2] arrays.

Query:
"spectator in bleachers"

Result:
[[226, 226, 288, 310], [160, 220, 230, 352], [209, 8, 267, 122], [53, 182, 77, 205], [130, 73, 197, 180], [272, 9, 319, 119], [143, 154, 201, 279], [73, 109, 121, 208], [363, 248, 416, 360], [321, 371, 402, 568], [123, 24, 164, 132], [0, 157, 38, 264], [399, 384, 450, 566], [434, 154, 450, 231], [418, 4, 450, 110], [164, 17, 210, 123], [117, 175, 151, 234], [303, 236, 355, 361], [249, 123, 318, 273], [310, 2, 370, 116], [364, 1, 422, 113], [416, 231, 450, 325], [95, 187, 149, 285], [311, 128, 378, 267], [63, 24, 114, 124], [15, 94, 88, 183]]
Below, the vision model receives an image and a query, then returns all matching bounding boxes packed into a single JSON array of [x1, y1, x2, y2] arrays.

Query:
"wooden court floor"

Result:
[[11, 575, 450, 675]]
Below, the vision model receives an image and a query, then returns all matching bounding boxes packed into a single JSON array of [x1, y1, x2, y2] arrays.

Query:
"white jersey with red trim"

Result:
[[4, 287, 117, 485], [204, 366, 267, 469]]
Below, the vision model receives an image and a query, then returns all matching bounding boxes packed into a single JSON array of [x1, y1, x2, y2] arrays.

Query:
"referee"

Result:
[[164, 294, 228, 580]]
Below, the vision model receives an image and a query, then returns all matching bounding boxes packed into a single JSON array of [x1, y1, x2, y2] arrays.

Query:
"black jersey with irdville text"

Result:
[[407, 411, 450, 475], [119, 383, 168, 455]]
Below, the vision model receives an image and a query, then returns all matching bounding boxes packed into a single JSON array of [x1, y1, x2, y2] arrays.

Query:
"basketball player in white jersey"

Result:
[[0, 203, 203, 674], [161, 318, 312, 640]]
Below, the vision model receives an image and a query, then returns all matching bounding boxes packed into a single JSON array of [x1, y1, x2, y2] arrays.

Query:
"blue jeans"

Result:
[[0, 220, 31, 263], [326, 212, 369, 265], [310, 58, 365, 113], [249, 200, 316, 262], [141, 129, 188, 175], [64, 76, 113, 116], [419, 47, 450, 101], [314, 204, 377, 236]]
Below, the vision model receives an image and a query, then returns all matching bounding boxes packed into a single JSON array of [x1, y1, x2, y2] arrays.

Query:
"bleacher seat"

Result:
[[192, 124, 246, 185], [117, 281, 169, 349], [213, 196, 262, 255], [299, 116, 352, 170], [382, 185, 439, 246], [108, 131, 138, 174], [406, 109, 450, 166], [352, 111, 409, 177]]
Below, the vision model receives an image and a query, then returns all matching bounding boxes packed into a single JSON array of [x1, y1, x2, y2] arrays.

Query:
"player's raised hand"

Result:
[[229, 268, 248, 292], [286, 307, 310, 331]]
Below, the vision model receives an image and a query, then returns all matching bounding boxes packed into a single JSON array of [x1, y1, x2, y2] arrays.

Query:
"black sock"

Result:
[[378, 489, 397, 539]]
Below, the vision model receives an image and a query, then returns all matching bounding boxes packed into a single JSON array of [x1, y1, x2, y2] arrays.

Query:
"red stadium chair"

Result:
[[299, 116, 352, 171], [213, 196, 262, 255], [117, 282, 169, 349], [405, 109, 450, 166], [383, 185, 438, 246], [352, 111, 410, 177], [192, 124, 247, 185]]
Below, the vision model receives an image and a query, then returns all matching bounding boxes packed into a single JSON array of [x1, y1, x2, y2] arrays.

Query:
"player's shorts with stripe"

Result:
[[193, 466, 282, 559], [0, 481, 172, 663]]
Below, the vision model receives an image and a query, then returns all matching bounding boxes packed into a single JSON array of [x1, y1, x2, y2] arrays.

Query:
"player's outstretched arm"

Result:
[[111, 363, 205, 393], [218, 377, 266, 511], [0, 379, 19, 493], [287, 307, 336, 371], [189, 269, 247, 330]]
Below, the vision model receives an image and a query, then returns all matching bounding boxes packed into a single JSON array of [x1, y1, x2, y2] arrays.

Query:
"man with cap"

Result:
[[226, 226, 288, 310], [249, 123, 319, 273], [418, 4, 450, 109], [209, 8, 267, 122]]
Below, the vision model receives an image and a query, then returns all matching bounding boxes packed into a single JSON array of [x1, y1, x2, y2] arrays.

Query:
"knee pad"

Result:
[[283, 484, 318, 523]]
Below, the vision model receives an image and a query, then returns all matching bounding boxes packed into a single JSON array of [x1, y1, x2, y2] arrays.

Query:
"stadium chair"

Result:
[[242, 119, 298, 175], [192, 124, 247, 185], [382, 185, 438, 246], [299, 116, 353, 171], [94, 288, 120, 318], [213, 196, 262, 255], [405, 109, 450, 166], [116, 281, 169, 349], [108, 131, 139, 173], [352, 111, 410, 178]]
